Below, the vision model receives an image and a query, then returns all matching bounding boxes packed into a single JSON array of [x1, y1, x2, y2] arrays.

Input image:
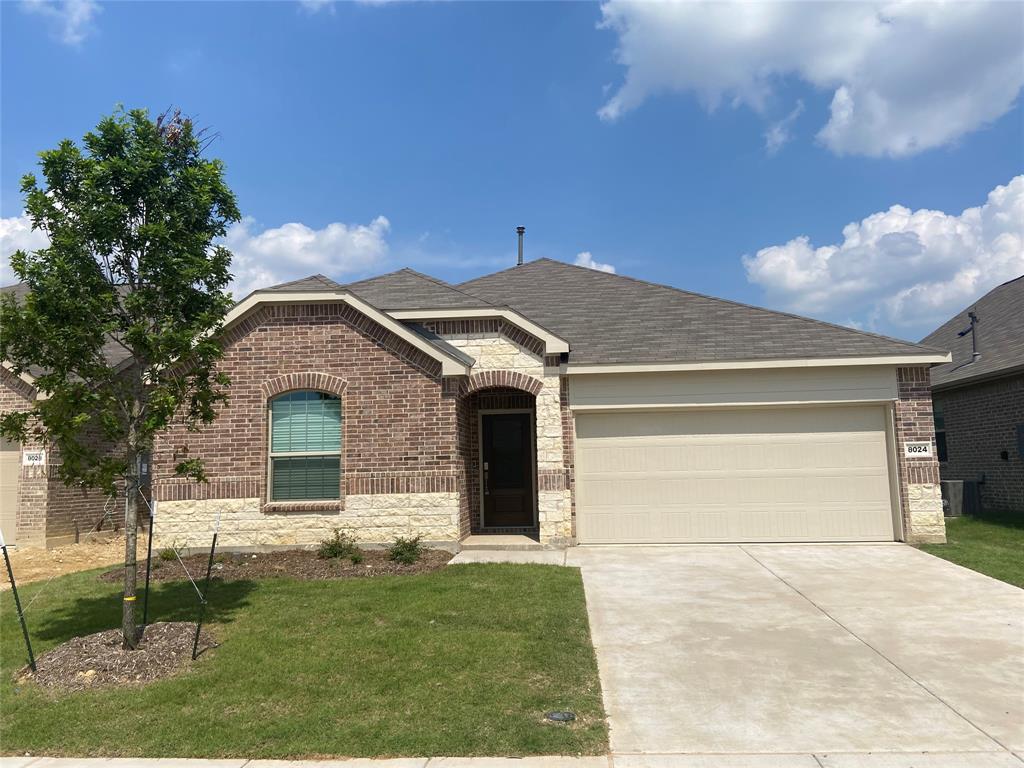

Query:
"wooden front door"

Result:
[[481, 412, 535, 527]]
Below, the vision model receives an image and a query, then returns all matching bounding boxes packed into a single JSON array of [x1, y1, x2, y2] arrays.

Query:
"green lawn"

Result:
[[920, 511, 1024, 588], [0, 563, 607, 758]]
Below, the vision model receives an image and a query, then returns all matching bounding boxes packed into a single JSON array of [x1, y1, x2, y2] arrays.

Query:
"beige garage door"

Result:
[[0, 435, 19, 546], [575, 405, 896, 543]]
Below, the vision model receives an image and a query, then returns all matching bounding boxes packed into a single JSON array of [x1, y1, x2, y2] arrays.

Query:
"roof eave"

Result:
[[565, 353, 952, 375], [931, 362, 1024, 392]]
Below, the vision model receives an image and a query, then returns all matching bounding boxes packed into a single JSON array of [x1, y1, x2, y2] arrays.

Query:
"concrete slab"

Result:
[[103, 761, 249, 768], [250, 761, 427, 768], [4, 761, 249, 768], [426, 759, 608, 767], [744, 544, 1024, 752], [611, 755, 820, 767], [448, 550, 566, 565], [458, 535, 546, 551], [0, 759, 42, 768], [567, 545, 1013, 755], [814, 752, 1024, 767]]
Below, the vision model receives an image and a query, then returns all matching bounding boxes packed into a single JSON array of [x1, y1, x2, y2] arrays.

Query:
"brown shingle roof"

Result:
[[345, 268, 493, 309], [459, 259, 940, 366], [920, 275, 1024, 389]]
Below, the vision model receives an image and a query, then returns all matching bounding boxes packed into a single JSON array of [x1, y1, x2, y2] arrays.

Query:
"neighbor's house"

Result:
[[0, 283, 127, 548], [921, 275, 1024, 515], [2, 259, 952, 550]]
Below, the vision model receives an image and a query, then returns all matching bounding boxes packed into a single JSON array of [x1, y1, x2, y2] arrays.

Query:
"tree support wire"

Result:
[[1, 531, 36, 673], [191, 508, 222, 661], [142, 496, 155, 626]]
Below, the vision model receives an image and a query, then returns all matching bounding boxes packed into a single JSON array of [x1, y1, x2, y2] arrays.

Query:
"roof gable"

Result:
[[460, 259, 942, 367], [921, 275, 1024, 389]]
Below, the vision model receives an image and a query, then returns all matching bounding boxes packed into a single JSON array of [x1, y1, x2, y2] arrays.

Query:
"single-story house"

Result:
[[137, 257, 950, 549], [920, 275, 1023, 515]]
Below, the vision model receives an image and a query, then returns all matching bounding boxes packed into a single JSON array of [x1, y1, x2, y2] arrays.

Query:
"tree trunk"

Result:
[[122, 452, 140, 649]]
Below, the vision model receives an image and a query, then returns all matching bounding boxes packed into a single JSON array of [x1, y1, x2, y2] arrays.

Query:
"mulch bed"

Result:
[[19, 621, 216, 692], [98, 547, 452, 584]]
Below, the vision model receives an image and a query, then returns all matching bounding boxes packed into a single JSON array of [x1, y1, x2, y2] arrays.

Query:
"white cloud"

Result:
[[598, 1, 1024, 157], [574, 251, 616, 274], [1, 212, 391, 298], [224, 215, 391, 298], [764, 100, 804, 155], [0, 214, 49, 287], [21, 0, 100, 45], [743, 176, 1024, 337], [298, 0, 334, 13]]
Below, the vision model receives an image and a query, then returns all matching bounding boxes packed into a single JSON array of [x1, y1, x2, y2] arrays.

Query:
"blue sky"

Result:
[[2, 0, 1022, 341]]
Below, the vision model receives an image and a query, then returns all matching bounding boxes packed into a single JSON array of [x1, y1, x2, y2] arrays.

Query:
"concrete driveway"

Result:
[[566, 544, 1024, 764]]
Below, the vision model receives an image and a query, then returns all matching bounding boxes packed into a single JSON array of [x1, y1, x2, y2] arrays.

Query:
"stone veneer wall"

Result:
[[894, 366, 946, 543], [153, 492, 460, 550], [150, 303, 465, 548], [935, 374, 1023, 514], [425, 319, 573, 544]]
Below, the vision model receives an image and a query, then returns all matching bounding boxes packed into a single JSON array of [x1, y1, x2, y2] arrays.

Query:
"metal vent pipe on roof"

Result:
[[516, 226, 525, 266]]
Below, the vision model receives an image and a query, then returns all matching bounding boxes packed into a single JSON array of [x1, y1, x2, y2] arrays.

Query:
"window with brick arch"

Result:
[[268, 391, 342, 501]]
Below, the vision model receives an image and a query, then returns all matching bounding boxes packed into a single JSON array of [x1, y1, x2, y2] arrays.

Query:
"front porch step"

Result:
[[459, 534, 547, 551]]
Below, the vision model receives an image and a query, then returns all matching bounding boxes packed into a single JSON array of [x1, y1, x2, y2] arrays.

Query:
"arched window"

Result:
[[268, 391, 342, 501]]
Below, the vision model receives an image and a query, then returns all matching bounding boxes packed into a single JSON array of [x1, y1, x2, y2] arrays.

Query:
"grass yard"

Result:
[[920, 511, 1024, 588], [0, 563, 607, 758]]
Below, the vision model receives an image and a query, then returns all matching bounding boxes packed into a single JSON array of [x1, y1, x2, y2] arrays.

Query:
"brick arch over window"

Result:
[[260, 372, 348, 399], [464, 370, 543, 397]]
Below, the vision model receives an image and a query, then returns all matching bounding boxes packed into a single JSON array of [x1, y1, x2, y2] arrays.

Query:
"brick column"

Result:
[[894, 366, 946, 543]]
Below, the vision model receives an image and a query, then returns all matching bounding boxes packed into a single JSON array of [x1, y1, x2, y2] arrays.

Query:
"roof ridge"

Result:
[[261, 273, 343, 291], [504, 257, 936, 354], [399, 267, 497, 306], [344, 267, 409, 287]]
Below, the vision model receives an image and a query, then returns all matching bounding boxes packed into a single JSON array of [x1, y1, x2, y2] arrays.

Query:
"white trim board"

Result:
[[565, 353, 950, 375]]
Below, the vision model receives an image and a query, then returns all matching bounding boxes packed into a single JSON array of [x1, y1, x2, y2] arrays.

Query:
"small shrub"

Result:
[[158, 547, 176, 562], [349, 551, 364, 565], [388, 535, 423, 565], [318, 529, 358, 560]]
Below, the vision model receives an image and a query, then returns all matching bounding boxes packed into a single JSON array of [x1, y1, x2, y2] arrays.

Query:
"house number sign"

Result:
[[22, 450, 46, 466], [903, 442, 932, 458]]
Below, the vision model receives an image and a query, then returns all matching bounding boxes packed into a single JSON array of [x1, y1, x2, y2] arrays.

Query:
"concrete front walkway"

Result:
[[565, 543, 1024, 763]]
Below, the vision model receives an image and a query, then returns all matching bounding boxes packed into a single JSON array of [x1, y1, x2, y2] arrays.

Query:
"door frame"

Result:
[[478, 408, 538, 529]]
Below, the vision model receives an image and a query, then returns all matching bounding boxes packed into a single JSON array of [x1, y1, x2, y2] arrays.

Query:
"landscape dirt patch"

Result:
[[18, 621, 215, 693], [2, 536, 140, 591], [98, 546, 452, 584]]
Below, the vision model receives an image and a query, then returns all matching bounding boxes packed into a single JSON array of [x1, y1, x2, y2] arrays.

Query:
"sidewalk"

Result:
[[4, 752, 1023, 767]]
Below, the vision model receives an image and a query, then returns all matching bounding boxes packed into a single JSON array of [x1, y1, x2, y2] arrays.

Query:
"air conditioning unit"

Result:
[[963, 480, 982, 516], [941, 479, 983, 517], [941, 480, 963, 517]]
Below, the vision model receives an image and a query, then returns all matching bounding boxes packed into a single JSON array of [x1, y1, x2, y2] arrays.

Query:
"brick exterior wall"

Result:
[[935, 373, 1024, 514], [894, 366, 946, 543], [152, 303, 460, 511]]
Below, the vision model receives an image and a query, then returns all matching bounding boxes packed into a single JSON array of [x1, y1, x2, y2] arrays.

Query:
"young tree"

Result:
[[0, 108, 240, 648]]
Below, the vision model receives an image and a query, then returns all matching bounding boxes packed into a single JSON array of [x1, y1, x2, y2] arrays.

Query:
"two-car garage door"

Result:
[[574, 405, 896, 543]]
